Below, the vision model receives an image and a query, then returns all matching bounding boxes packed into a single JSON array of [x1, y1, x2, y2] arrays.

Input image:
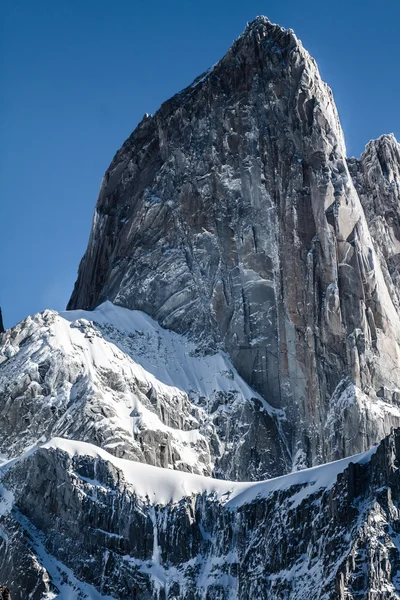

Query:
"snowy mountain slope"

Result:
[[0, 431, 399, 599], [0, 301, 289, 481], [2, 435, 377, 507], [61, 301, 278, 409], [1, 301, 398, 485]]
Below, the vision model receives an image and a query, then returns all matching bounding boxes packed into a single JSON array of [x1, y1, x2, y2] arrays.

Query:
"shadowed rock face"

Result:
[[2, 430, 400, 599], [68, 16, 400, 467], [348, 134, 400, 314], [0, 310, 4, 335], [2, 16, 400, 600]]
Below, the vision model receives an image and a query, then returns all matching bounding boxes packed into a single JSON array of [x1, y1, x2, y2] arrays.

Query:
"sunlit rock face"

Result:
[[348, 134, 400, 314], [69, 16, 400, 469]]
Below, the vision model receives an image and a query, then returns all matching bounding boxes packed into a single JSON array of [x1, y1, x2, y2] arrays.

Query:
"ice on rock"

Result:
[[68, 15, 400, 470]]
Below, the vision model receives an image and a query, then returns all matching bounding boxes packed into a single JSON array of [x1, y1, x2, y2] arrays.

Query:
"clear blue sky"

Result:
[[1, 0, 399, 329]]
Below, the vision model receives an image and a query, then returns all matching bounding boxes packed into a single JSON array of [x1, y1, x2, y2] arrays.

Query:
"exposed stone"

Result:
[[348, 134, 400, 314], [69, 17, 400, 467], [0, 304, 289, 481], [0, 310, 4, 336], [2, 430, 400, 598], [1, 15, 400, 600]]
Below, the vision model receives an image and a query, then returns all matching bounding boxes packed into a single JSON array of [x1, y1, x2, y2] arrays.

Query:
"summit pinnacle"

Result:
[[68, 16, 400, 469]]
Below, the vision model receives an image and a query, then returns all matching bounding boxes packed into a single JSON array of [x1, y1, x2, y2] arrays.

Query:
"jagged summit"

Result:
[[188, 16, 301, 86], [245, 15, 273, 29], [364, 132, 399, 149], [236, 15, 301, 47], [192, 14, 307, 92], [348, 133, 399, 161], [237, 15, 298, 46], [117, 15, 309, 141], [361, 133, 400, 181], [348, 132, 400, 316]]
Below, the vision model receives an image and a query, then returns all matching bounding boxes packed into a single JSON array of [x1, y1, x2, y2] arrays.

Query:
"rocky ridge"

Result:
[[348, 134, 400, 316], [2, 431, 400, 599], [0, 302, 289, 481]]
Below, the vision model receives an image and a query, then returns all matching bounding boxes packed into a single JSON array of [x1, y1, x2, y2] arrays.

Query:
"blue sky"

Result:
[[1, 0, 399, 328]]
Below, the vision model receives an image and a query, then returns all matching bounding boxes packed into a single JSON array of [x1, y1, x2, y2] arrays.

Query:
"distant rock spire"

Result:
[[0, 308, 4, 334]]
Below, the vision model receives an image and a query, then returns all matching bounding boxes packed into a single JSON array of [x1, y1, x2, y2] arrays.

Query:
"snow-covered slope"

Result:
[[2, 300, 398, 486], [1, 434, 375, 507], [61, 301, 275, 409], [2, 14, 400, 600], [0, 302, 399, 598], [0, 301, 289, 481]]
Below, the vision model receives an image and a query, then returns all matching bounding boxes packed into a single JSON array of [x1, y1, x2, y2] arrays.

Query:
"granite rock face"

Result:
[[348, 134, 400, 314], [2, 430, 400, 599], [69, 17, 400, 468]]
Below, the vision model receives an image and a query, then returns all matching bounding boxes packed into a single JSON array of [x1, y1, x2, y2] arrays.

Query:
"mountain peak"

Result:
[[3, 15, 400, 599], [359, 132, 400, 183], [364, 132, 399, 155], [243, 15, 295, 38], [68, 14, 400, 476], [231, 14, 302, 62]]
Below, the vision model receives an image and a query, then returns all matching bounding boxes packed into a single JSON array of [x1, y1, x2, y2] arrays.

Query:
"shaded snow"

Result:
[[38, 436, 377, 507]]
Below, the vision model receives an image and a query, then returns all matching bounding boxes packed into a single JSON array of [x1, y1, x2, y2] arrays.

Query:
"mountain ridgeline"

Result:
[[1, 16, 400, 600]]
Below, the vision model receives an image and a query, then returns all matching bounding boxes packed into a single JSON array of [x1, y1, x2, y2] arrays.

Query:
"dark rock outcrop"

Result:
[[0, 310, 4, 335]]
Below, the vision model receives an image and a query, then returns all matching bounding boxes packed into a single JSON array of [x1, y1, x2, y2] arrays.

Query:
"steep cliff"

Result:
[[348, 134, 400, 315], [68, 16, 400, 468], [3, 429, 400, 599]]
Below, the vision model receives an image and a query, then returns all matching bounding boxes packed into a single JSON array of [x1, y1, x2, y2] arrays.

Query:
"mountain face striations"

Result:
[[69, 17, 400, 470], [1, 15, 400, 600]]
